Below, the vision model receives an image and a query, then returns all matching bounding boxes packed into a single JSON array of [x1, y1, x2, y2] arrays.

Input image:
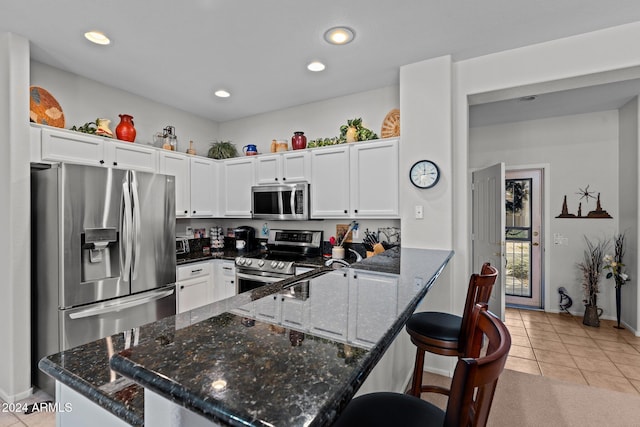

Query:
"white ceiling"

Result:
[[4, 1, 640, 122]]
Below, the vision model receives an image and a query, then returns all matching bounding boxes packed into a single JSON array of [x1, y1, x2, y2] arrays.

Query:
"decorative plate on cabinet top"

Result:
[[380, 108, 400, 138], [29, 86, 65, 128]]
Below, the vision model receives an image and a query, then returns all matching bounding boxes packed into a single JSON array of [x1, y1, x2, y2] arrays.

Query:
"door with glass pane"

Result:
[[505, 169, 542, 308]]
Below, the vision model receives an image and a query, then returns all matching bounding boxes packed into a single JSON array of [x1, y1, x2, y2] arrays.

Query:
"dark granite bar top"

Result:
[[39, 247, 452, 427]]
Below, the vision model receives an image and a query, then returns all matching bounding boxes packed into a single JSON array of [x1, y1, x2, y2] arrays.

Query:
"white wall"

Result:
[[618, 97, 639, 331], [0, 33, 32, 402], [470, 111, 620, 318], [218, 85, 398, 155], [454, 22, 640, 338], [30, 61, 219, 156]]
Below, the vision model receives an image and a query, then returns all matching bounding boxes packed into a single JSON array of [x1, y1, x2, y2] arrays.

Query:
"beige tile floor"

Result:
[[0, 390, 54, 427], [504, 307, 640, 395]]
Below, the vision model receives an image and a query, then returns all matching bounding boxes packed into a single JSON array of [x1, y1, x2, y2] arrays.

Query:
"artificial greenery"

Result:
[[70, 120, 98, 135], [207, 140, 238, 159]]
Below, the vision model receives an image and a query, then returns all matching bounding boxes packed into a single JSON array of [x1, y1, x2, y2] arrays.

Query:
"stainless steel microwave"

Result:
[[251, 183, 309, 220]]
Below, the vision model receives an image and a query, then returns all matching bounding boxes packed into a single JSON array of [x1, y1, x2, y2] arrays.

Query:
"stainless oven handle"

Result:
[[69, 289, 174, 319], [236, 272, 289, 283]]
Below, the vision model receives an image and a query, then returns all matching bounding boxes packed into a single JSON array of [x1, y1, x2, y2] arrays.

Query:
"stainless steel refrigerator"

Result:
[[31, 163, 177, 395]]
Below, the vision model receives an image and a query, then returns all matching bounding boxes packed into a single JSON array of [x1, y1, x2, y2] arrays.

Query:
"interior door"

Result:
[[472, 163, 505, 320]]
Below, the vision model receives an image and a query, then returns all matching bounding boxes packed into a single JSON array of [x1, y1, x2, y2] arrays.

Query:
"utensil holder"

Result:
[[332, 247, 345, 259]]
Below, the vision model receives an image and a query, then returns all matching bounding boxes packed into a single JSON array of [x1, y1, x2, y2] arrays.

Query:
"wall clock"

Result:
[[409, 160, 440, 189]]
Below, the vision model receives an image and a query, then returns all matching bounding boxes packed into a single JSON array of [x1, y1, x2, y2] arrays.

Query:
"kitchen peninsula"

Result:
[[39, 247, 453, 427]]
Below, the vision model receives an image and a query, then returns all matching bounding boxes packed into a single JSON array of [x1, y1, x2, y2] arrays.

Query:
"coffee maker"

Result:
[[233, 226, 256, 251]]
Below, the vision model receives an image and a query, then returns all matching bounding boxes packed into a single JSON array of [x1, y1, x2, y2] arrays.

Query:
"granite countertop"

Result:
[[40, 247, 453, 427]]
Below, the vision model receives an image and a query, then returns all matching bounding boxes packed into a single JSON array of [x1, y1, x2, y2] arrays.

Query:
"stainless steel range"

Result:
[[235, 229, 323, 294]]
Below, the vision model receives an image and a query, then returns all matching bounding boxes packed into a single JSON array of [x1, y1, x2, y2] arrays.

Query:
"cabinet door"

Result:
[[177, 276, 213, 314], [190, 157, 217, 217], [282, 151, 310, 182], [308, 270, 349, 340], [214, 261, 236, 302], [106, 141, 157, 172], [255, 294, 280, 322], [280, 297, 307, 329], [310, 146, 350, 218], [255, 155, 281, 185], [348, 270, 398, 347], [350, 139, 399, 217], [159, 152, 190, 217], [41, 128, 105, 166], [222, 157, 255, 217]]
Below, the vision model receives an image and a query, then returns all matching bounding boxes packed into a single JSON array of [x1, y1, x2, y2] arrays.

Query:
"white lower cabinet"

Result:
[[176, 261, 214, 314], [308, 270, 349, 340], [213, 260, 237, 302], [347, 270, 398, 347]]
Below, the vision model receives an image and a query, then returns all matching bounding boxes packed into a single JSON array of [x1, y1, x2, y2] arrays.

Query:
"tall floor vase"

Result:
[[614, 284, 624, 329]]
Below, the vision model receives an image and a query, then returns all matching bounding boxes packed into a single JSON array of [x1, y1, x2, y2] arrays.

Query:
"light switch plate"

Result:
[[415, 205, 424, 219]]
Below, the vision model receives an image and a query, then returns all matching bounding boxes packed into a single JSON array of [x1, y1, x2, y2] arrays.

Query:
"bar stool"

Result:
[[332, 303, 511, 427], [406, 262, 498, 397]]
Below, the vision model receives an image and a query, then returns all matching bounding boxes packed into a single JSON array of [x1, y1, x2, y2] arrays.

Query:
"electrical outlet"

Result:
[[415, 205, 424, 219]]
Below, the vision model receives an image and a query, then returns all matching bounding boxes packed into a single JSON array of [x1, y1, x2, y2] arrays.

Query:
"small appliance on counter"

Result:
[[234, 226, 256, 251]]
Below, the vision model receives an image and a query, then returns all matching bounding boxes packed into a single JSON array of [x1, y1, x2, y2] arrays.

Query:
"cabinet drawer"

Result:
[[177, 261, 212, 280]]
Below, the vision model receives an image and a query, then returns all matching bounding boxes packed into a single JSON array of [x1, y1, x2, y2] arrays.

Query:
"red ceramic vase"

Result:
[[116, 114, 136, 142], [291, 131, 307, 150]]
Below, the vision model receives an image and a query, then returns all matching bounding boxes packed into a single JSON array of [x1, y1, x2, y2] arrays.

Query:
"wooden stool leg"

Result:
[[409, 347, 425, 397]]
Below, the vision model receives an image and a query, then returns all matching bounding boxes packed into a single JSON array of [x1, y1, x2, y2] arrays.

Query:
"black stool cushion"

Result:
[[406, 312, 462, 342], [332, 392, 444, 427]]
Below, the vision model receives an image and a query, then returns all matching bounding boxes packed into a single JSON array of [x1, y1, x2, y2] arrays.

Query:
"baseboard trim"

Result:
[[0, 386, 33, 403]]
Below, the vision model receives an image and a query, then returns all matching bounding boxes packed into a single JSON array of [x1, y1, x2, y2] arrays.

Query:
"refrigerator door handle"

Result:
[[130, 172, 142, 280], [121, 179, 133, 283], [68, 288, 175, 319]]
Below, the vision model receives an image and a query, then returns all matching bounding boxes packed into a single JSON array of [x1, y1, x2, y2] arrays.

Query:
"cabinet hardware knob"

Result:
[[281, 297, 285, 302], [113, 162, 118, 166], [184, 210, 188, 214], [99, 160, 104, 164], [354, 209, 358, 213], [282, 177, 286, 181], [193, 210, 196, 214], [273, 295, 277, 300], [231, 281, 234, 284], [180, 285, 184, 290], [275, 177, 278, 181], [344, 209, 348, 213], [343, 273, 347, 277]]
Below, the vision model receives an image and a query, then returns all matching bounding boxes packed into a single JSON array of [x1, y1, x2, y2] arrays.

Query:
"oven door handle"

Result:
[[236, 272, 289, 283]]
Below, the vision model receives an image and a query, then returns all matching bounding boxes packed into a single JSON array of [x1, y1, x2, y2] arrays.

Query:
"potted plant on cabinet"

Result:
[[578, 236, 608, 327]]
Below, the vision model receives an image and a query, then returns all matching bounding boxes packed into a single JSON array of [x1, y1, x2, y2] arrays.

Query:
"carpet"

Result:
[[421, 369, 640, 427]]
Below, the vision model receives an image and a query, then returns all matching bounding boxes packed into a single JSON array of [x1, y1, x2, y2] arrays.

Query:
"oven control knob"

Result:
[[237, 258, 245, 266], [270, 261, 278, 268], [245, 259, 252, 266], [277, 262, 285, 269], [258, 260, 265, 267]]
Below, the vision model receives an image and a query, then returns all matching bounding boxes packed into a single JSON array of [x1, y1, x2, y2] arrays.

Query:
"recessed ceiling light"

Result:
[[307, 61, 326, 72], [324, 27, 355, 45], [214, 89, 231, 98], [84, 31, 110, 45]]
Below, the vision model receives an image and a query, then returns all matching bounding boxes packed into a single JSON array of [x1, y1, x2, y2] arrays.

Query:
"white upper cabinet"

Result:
[[222, 157, 255, 217], [189, 156, 218, 217], [40, 127, 107, 167], [310, 145, 351, 218], [106, 141, 157, 172], [256, 151, 310, 185], [159, 151, 190, 218], [37, 126, 158, 172], [350, 138, 399, 217], [310, 139, 399, 218]]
